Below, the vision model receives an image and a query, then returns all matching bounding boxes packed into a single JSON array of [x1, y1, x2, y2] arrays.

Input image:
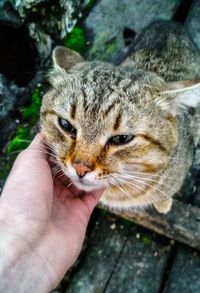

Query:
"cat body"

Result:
[[40, 21, 200, 214]]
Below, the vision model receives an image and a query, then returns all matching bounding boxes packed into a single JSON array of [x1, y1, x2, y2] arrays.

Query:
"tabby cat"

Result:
[[40, 21, 200, 214]]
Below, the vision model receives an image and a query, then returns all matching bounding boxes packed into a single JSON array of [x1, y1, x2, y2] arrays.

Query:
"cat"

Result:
[[40, 21, 200, 214]]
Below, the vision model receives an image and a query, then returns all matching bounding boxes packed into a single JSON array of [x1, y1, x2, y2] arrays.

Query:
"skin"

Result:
[[0, 134, 104, 292]]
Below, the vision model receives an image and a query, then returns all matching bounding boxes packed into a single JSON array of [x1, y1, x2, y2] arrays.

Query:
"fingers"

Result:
[[28, 133, 44, 149], [17, 133, 48, 161], [54, 175, 105, 214], [28, 133, 47, 157], [81, 188, 105, 215]]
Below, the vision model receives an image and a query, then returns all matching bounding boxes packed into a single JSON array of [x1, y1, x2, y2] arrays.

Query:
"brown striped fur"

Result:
[[40, 21, 200, 214]]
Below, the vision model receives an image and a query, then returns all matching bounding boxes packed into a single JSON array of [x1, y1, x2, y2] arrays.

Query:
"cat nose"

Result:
[[72, 160, 92, 178]]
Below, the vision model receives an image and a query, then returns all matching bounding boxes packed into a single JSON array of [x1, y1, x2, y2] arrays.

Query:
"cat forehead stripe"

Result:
[[104, 101, 117, 116], [70, 103, 77, 119], [113, 112, 122, 130]]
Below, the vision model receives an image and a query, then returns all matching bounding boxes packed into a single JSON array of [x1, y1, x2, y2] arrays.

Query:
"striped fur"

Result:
[[40, 21, 200, 214]]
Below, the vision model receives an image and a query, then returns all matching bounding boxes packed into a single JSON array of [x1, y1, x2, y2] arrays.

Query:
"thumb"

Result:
[[81, 188, 105, 215], [25, 133, 48, 159]]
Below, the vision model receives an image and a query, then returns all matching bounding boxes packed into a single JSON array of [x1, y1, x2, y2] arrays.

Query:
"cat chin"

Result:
[[72, 179, 104, 192]]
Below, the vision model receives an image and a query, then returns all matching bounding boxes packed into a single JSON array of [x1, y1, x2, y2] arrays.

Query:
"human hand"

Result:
[[0, 134, 104, 292]]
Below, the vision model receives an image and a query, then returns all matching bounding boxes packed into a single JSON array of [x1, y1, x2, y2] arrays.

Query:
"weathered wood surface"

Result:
[[163, 247, 200, 293], [112, 199, 200, 250], [104, 229, 170, 293], [65, 214, 171, 293], [162, 180, 200, 292], [65, 215, 128, 292]]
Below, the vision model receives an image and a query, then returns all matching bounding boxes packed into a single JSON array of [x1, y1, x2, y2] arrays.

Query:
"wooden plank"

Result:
[[65, 215, 129, 292], [112, 199, 200, 250], [65, 214, 171, 293], [163, 247, 200, 293], [105, 229, 171, 293], [161, 176, 200, 292]]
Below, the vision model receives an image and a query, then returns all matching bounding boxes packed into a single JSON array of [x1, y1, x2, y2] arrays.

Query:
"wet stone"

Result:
[[83, 0, 181, 62], [185, 0, 200, 50], [0, 2, 21, 27], [0, 74, 22, 149]]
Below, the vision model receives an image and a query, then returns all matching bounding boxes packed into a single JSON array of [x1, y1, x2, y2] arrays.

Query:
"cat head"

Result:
[[40, 46, 200, 192]]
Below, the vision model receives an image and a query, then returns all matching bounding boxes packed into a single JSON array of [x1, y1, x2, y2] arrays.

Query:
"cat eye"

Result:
[[58, 117, 77, 138], [107, 134, 134, 146]]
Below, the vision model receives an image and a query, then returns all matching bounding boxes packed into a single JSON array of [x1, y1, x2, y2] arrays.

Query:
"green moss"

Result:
[[99, 208, 113, 217], [6, 86, 42, 154], [86, 0, 96, 9], [142, 235, 152, 246], [89, 34, 118, 61], [120, 218, 134, 227], [63, 27, 85, 54], [6, 127, 30, 154], [102, 37, 118, 60], [21, 87, 42, 123]]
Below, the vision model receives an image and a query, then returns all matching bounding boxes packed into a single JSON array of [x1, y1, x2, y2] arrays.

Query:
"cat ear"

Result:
[[159, 79, 200, 116], [53, 46, 84, 71]]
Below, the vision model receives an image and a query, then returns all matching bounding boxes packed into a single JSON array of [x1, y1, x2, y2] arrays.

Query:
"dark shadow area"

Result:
[[0, 23, 38, 86], [123, 27, 136, 46], [173, 0, 194, 23]]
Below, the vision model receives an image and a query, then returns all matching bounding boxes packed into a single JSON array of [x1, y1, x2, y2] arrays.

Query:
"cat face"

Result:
[[40, 48, 179, 192]]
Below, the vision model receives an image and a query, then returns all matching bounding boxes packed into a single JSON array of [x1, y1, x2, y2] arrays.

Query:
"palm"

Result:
[[0, 135, 103, 288]]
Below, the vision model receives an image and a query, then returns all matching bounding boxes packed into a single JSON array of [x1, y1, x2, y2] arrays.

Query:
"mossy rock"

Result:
[[6, 85, 42, 154], [63, 27, 85, 54]]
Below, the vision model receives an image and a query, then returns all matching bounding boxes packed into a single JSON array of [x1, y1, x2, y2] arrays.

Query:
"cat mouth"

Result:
[[53, 167, 97, 191], [72, 177, 103, 192], [58, 164, 105, 192]]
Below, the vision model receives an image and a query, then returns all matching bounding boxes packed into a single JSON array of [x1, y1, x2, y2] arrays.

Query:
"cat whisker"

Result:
[[121, 173, 173, 193], [66, 181, 73, 189], [123, 175, 170, 200], [112, 176, 164, 206], [111, 174, 159, 205], [114, 170, 163, 178], [7, 138, 53, 152], [118, 173, 164, 185], [7, 147, 58, 160], [52, 168, 62, 180], [30, 149, 58, 159], [156, 98, 171, 106], [109, 175, 135, 200], [54, 172, 69, 185], [112, 175, 146, 194], [32, 139, 55, 152], [111, 172, 170, 203], [103, 181, 113, 198]]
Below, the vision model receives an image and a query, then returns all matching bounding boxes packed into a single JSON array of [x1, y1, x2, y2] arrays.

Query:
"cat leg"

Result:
[[153, 197, 173, 214]]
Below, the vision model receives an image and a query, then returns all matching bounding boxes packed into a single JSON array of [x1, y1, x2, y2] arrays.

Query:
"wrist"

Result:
[[0, 213, 21, 272], [0, 210, 55, 292], [0, 249, 54, 293]]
